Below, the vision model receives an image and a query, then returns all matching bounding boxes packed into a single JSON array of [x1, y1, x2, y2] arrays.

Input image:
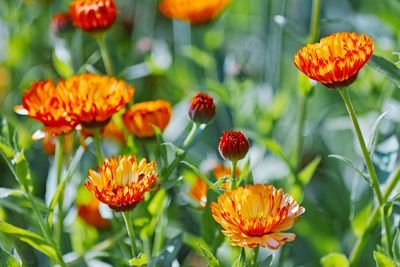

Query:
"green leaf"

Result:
[[0, 188, 23, 198], [0, 221, 60, 262], [197, 243, 221, 267], [233, 248, 246, 267], [11, 150, 31, 191], [368, 112, 389, 152], [149, 234, 182, 267], [368, 55, 400, 88], [52, 42, 74, 78], [0, 246, 21, 267], [129, 253, 147, 267], [152, 125, 168, 166], [351, 203, 372, 238], [182, 46, 216, 69], [299, 156, 321, 185], [258, 255, 273, 266], [148, 189, 166, 216], [320, 253, 349, 267], [373, 251, 396, 267], [328, 154, 371, 184], [162, 143, 185, 156], [0, 138, 15, 158]]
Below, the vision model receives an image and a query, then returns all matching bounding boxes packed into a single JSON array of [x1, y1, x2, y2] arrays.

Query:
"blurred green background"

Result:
[[0, 0, 400, 266]]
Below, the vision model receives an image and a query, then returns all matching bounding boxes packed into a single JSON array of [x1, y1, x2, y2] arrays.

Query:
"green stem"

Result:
[[54, 136, 65, 251], [349, 166, 400, 265], [253, 247, 259, 267], [309, 0, 321, 43], [95, 33, 113, 76], [295, 93, 308, 171], [182, 123, 199, 148], [231, 161, 238, 189], [93, 129, 104, 166], [122, 211, 139, 258]]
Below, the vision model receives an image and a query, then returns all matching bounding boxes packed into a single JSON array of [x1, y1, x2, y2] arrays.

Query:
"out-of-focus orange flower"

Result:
[[43, 132, 74, 155], [77, 193, 110, 229], [80, 120, 126, 145], [85, 155, 159, 212], [211, 184, 305, 249], [69, 0, 116, 32], [122, 100, 172, 138], [188, 164, 239, 208], [15, 80, 78, 136], [159, 0, 231, 25], [51, 12, 73, 35], [64, 73, 134, 128], [188, 92, 216, 124], [294, 32, 374, 88]]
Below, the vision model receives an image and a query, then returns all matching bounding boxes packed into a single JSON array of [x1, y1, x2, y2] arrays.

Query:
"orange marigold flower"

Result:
[[159, 0, 231, 25], [219, 131, 249, 162], [211, 184, 305, 249], [64, 73, 134, 128], [85, 155, 159, 212], [69, 0, 116, 32], [80, 120, 126, 145], [51, 12, 73, 35], [294, 32, 374, 88], [15, 80, 78, 136], [77, 194, 111, 229], [122, 100, 172, 138], [188, 92, 216, 124]]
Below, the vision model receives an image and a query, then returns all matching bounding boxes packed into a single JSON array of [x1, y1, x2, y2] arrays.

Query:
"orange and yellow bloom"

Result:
[[85, 155, 159, 212], [211, 184, 305, 249], [294, 32, 374, 88], [122, 100, 172, 138], [16, 80, 78, 136], [69, 0, 117, 32], [77, 194, 111, 229], [159, 0, 231, 25], [65, 73, 134, 128]]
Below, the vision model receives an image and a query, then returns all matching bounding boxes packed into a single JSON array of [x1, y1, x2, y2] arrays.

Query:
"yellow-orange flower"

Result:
[[211, 184, 305, 249], [159, 0, 231, 25], [70, 0, 116, 32], [64, 73, 134, 128], [294, 32, 374, 88], [85, 155, 159, 212], [15, 80, 78, 136], [122, 100, 172, 138], [77, 194, 111, 229]]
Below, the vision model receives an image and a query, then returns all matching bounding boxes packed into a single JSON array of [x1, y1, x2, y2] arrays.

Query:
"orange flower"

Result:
[[69, 0, 116, 32], [64, 73, 134, 128], [15, 80, 78, 136], [188, 92, 216, 124], [294, 32, 374, 88], [122, 100, 172, 138], [77, 194, 111, 229], [80, 120, 126, 145], [211, 184, 305, 249], [43, 132, 74, 155], [85, 155, 159, 212], [159, 0, 231, 25]]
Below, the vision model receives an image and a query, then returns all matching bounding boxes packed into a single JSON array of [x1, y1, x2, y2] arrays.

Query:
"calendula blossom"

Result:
[[294, 32, 374, 88], [211, 184, 305, 249]]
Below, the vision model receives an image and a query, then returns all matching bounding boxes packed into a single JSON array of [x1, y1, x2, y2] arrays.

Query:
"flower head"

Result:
[[122, 100, 172, 138], [69, 0, 116, 32], [85, 155, 159, 212], [219, 131, 249, 162], [65, 73, 134, 128], [15, 80, 78, 136], [51, 12, 73, 35], [211, 184, 305, 249], [294, 32, 374, 88], [77, 193, 110, 229], [159, 0, 231, 25], [188, 92, 216, 124]]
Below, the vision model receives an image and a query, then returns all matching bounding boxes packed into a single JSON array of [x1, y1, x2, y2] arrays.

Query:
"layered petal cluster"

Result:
[[294, 32, 374, 88], [218, 131, 249, 162], [64, 73, 134, 128], [211, 184, 305, 249], [17, 80, 78, 136], [159, 0, 231, 24], [70, 0, 116, 32], [122, 100, 172, 138], [85, 155, 159, 211], [188, 92, 216, 124]]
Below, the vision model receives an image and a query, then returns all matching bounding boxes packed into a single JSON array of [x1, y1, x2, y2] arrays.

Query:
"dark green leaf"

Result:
[[368, 55, 400, 88], [373, 251, 396, 267], [258, 255, 273, 267], [149, 234, 182, 267], [299, 156, 321, 185], [197, 243, 221, 267]]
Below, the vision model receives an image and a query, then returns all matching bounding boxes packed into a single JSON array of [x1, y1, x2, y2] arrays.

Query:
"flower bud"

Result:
[[188, 92, 216, 124], [218, 131, 249, 162]]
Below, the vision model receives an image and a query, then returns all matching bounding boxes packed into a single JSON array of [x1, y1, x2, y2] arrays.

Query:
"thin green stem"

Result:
[[253, 247, 259, 267], [122, 211, 139, 258], [92, 129, 104, 166], [183, 123, 199, 148], [231, 161, 238, 189], [54, 136, 65, 251], [309, 0, 321, 43], [381, 207, 394, 258], [295, 93, 308, 171], [95, 33, 113, 76], [350, 166, 400, 265]]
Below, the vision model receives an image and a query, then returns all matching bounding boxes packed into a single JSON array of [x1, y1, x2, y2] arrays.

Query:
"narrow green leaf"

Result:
[[152, 125, 168, 166], [368, 55, 400, 88], [0, 221, 60, 262], [299, 156, 321, 185], [149, 234, 182, 267], [0, 246, 21, 267], [197, 243, 220, 267], [328, 154, 371, 184], [129, 253, 147, 267], [368, 111, 389, 152], [320, 253, 349, 267], [0, 138, 15, 158], [258, 254, 273, 266], [12, 151, 31, 191], [373, 251, 396, 267], [148, 189, 166, 216], [0, 188, 23, 198], [52, 43, 74, 78]]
